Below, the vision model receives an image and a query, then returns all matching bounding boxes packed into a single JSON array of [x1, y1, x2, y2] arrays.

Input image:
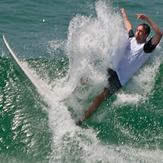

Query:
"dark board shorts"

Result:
[[105, 68, 122, 98]]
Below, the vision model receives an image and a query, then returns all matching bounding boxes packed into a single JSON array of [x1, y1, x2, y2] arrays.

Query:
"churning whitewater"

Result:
[[0, 0, 162, 163]]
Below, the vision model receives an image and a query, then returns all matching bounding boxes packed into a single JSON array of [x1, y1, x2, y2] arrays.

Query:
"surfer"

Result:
[[76, 8, 162, 126]]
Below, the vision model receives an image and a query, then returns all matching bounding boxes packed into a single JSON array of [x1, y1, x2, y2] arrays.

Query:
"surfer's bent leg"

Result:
[[76, 88, 109, 126], [76, 68, 122, 126], [84, 89, 109, 120]]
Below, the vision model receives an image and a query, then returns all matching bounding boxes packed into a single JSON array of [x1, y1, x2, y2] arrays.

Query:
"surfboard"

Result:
[[3, 35, 56, 100], [2, 35, 37, 89]]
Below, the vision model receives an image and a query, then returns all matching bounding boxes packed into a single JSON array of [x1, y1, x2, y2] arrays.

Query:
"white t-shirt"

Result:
[[113, 37, 151, 86]]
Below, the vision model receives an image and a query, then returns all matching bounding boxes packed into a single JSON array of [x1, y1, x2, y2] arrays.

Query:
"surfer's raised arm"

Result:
[[120, 8, 132, 32], [136, 14, 162, 45]]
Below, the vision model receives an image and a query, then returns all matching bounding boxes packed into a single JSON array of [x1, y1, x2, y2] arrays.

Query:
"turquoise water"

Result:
[[0, 0, 163, 162]]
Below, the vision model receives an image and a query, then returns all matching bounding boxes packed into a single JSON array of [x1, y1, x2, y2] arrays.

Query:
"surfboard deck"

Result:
[[2, 35, 37, 88]]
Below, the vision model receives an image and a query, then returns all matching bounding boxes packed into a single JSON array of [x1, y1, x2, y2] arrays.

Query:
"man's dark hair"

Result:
[[140, 23, 151, 34]]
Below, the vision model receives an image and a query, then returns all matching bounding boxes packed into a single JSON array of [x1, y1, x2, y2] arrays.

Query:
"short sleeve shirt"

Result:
[[114, 30, 157, 86]]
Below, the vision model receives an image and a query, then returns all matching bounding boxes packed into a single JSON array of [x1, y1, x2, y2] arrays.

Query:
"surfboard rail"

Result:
[[2, 35, 37, 89]]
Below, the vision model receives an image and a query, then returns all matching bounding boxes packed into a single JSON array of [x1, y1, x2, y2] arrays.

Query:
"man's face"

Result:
[[135, 25, 149, 43]]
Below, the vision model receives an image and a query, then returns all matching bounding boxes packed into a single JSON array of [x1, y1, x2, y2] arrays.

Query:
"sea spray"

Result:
[[1, 0, 163, 162], [6, 0, 161, 162], [64, 0, 127, 119], [45, 1, 163, 162]]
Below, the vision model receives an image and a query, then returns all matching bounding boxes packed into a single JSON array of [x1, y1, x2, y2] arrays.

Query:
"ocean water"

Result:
[[0, 0, 163, 163]]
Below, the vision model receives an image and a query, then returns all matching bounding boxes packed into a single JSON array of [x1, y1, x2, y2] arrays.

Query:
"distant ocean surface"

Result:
[[0, 0, 163, 163]]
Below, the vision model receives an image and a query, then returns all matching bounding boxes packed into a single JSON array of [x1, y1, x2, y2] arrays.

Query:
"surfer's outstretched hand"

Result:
[[120, 8, 126, 15], [136, 14, 149, 21]]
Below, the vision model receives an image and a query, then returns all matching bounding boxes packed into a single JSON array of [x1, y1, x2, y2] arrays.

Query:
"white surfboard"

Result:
[[2, 35, 38, 89], [3, 35, 57, 102]]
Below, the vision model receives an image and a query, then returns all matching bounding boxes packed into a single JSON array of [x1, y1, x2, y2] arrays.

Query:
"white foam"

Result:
[[20, 1, 162, 162], [45, 1, 163, 162]]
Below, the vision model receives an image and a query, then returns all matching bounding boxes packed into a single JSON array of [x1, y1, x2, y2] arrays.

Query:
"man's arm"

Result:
[[120, 8, 132, 32], [136, 14, 162, 45]]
